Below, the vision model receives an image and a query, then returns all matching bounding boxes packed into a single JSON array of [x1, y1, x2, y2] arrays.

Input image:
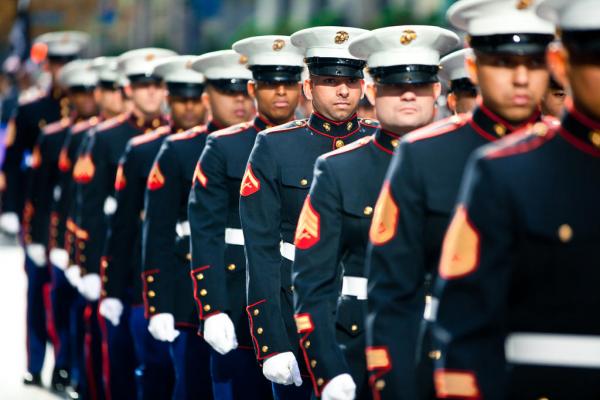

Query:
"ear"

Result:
[[247, 80, 256, 99], [124, 84, 133, 98], [93, 87, 101, 104], [201, 91, 211, 112], [432, 82, 442, 100], [366, 84, 376, 105], [303, 78, 314, 101], [446, 92, 457, 114], [547, 42, 569, 90], [466, 52, 479, 86], [360, 78, 366, 99]]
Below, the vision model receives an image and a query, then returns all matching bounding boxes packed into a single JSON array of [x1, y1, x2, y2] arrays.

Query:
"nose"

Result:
[[337, 82, 349, 97], [275, 84, 286, 96], [400, 88, 417, 101], [513, 64, 529, 87]]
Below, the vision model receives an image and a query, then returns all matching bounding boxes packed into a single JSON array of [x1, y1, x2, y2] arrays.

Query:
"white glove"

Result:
[[203, 313, 238, 355], [262, 351, 303, 386], [65, 265, 82, 288], [26, 243, 47, 267], [103, 196, 117, 216], [99, 297, 124, 326], [322, 374, 356, 400], [49, 248, 69, 270], [78, 273, 101, 301], [148, 313, 180, 342], [0, 212, 19, 235]]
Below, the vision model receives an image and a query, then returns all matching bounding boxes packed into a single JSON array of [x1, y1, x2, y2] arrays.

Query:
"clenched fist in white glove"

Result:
[[26, 244, 47, 267], [65, 265, 82, 288], [78, 273, 101, 301], [0, 212, 20, 235], [262, 351, 303, 386], [322, 373, 356, 400], [49, 248, 69, 270], [203, 313, 238, 355], [99, 297, 124, 326], [148, 313, 180, 342]]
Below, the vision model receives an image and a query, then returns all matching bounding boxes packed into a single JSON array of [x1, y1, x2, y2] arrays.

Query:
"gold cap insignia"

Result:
[[272, 39, 285, 51], [400, 29, 417, 45], [145, 53, 155, 62], [335, 31, 349, 45], [239, 55, 248, 64], [516, 0, 533, 10], [185, 60, 194, 69]]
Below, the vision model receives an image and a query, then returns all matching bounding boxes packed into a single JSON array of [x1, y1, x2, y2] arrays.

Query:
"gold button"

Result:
[[148, 290, 156, 298], [203, 304, 211, 312], [532, 122, 548, 137], [375, 379, 385, 391], [295, 120, 304, 126], [80, 255, 86, 262], [310, 359, 317, 368], [558, 224, 573, 243], [253, 309, 260, 316], [428, 350, 441, 360], [146, 275, 154, 283], [101, 259, 108, 268], [261, 345, 269, 353], [300, 179, 308, 186], [257, 327, 264, 334], [101, 290, 107, 297], [289, 285, 294, 292], [186, 253, 192, 261], [335, 139, 344, 149], [79, 242, 85, 249], [317, 378, 324, 386], [200, 289, 207, 296], [363, 206, 373, 216], [494, 124, 506, 137], [346, 121, 353, 131], [323, 122, 331, 132], [227, 264, 236, 271], [102, 276, 108, 283], [538, 397, 549, 400], [149, 306, 156, 313], [351, 324, 358, 332], [304, 340, 311, 349], [196, 273, 204, 280], [364, 119, 372, 124], [589, 131, 600, 148], [391, 139, 399, 148], [152, 119, 160, 128]]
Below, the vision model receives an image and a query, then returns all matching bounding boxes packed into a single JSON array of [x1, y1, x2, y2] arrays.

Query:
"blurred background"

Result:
[[0, 0, 454, 59]]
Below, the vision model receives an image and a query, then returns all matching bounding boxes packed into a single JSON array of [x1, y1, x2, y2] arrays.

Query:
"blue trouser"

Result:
[[210, 347, 273, 400], [70, 294, 86, 393], [130, 305, 175, 400], [24, 253, 52, 375], [169, 328, 212, 400], [100, 302, 137, 400], [272, 380, 313, 400], [51, 263, 77, 371]]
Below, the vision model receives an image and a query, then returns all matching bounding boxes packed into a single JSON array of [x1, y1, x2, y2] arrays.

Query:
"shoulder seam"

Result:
[[404, 115, 468, 143], [322, 136, 373, 159]]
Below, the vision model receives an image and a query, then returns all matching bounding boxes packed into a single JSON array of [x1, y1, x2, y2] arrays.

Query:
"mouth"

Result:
[[273, 101, 289, 108], [512, 94, 531, 106], [398, 107, 418, 113], [233, 109, 247, 117]]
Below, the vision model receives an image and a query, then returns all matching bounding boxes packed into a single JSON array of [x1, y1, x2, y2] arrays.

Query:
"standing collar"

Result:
[[559, 103, 600, 157], [253, 114, 273, 132], [469, 102, 541, 141], [129, 113, 170, 133], [308, 111, 360, 138], [206, 120, 221, 133], [373, 129, 401, 155]]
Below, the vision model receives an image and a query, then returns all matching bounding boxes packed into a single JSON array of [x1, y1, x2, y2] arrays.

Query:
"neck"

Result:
[[258, 112, 293, 127], [133, 107, 161, 121], [312, 108, 356, 124], [572, 99, 600, 125]]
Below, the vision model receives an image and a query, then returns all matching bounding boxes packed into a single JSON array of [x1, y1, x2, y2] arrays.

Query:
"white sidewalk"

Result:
[[0, 243, 61, 400]]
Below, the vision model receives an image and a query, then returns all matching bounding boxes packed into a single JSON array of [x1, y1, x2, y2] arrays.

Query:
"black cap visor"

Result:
[[306, 57, 365, 78], [469, 33, 554, 55], [166, 82, 205, 98], [207, 79, 249, 94], [250, 65, 303, 83], [370, 65, 439, 85]]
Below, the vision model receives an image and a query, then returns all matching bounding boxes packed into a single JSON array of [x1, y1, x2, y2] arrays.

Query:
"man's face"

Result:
[[70, 90, 97, 118], [371, 82, 440, 134], [204, 85, 255, 127], [46, 60, 67, 84], [250, 81, 301, 125], [304, 75, 364, 121], [129, 82, 166, 116], [540, 86, 567, 118], [94, 87, 125, 117], [564, 51, 600, 120], [169, 96, 206, 130], [469, 52, 549, 123]]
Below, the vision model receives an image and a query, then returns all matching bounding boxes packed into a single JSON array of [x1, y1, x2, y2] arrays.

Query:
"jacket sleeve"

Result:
[[141, 140, 178, 318], [292, 157, 349, 395], [25, 135, 52, 246], [188, 136, 230, 321], [432, 154, 512, 400], [77, 133, 111, 275], [103, 143, 142, 300], [239, 132, 291, 361], [364, 141, 426, 399]]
